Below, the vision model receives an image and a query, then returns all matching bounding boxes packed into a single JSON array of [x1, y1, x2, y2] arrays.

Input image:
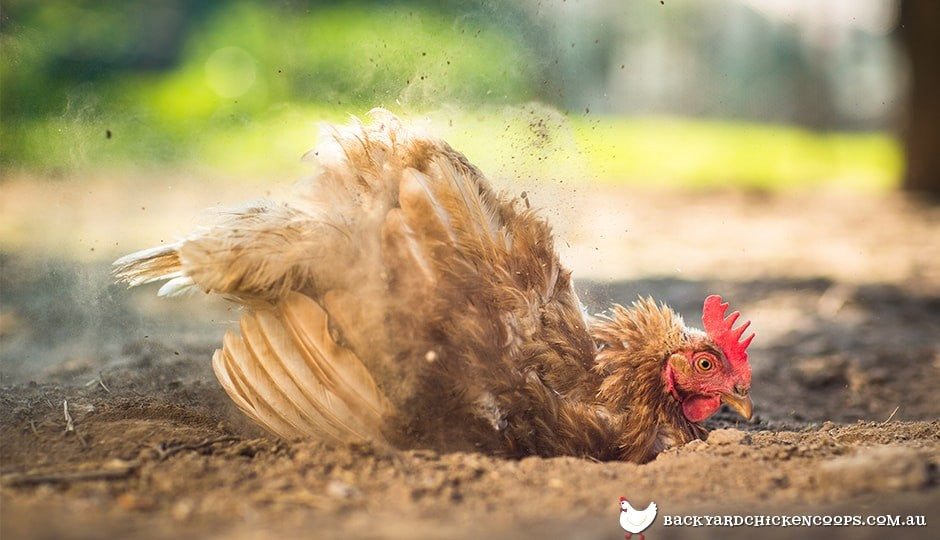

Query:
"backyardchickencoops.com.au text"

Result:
[[662, 514, 927, 527]]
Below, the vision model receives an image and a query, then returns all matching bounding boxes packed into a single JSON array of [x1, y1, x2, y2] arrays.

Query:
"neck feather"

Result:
[[591, 298, 706, 462]]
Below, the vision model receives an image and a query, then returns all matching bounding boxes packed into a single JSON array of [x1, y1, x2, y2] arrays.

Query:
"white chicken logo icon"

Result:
[[618, 497, 657, 540]]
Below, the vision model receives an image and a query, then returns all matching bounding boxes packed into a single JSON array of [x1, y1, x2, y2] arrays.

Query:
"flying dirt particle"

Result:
[[105, 129, 112, 139], [585, 106, 590, 114]]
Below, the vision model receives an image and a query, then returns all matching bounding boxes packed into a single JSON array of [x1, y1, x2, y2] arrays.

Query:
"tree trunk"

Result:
[[900, 0, 940, 195]]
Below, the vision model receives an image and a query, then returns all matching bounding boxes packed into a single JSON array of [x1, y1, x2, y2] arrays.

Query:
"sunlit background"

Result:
[[2, 0, 938, 380], [1, 0, 909, 183]]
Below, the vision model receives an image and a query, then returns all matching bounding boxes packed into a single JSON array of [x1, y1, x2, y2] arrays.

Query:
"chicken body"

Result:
[[115, 110, 753, 463]]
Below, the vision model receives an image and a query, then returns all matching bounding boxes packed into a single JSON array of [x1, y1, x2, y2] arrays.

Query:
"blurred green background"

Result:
[[2, 0, 937, 385], [1, 0, 913, 189]]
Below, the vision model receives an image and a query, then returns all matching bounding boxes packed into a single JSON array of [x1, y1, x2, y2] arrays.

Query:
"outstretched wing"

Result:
[[116, 110, 607, 452]]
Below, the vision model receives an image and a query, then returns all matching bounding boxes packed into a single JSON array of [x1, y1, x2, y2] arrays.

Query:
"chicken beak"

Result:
[[720, 392, 753, 420]]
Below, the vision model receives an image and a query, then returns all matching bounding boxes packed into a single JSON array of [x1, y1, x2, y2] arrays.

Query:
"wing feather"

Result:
[[216, 330, 310, 440], [212, 342, 265, 427], [279, 292, 392, 425], [211, 295, 392, 443], [253, 308, 385, 442]]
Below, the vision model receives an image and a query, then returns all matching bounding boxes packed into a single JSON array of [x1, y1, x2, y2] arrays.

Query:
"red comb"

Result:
[[702, 295, 754, 374]]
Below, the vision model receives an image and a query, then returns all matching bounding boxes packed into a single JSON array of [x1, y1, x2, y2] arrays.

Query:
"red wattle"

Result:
[[681, 394, 721, 422]]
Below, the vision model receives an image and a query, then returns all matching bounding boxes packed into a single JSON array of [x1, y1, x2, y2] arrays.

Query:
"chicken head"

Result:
[[663, 295, 754, 423]]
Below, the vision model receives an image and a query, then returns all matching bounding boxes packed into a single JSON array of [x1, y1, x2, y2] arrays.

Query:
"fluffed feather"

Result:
[[115, 110, 706, 461]]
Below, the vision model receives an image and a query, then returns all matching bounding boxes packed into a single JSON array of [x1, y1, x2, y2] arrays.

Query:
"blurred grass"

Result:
[[1, 1, 902, 190], [387, 110, 903, 191], [571, 117, 903, 190], [1, 2, 538, 175], [4, 107, 902, 190]]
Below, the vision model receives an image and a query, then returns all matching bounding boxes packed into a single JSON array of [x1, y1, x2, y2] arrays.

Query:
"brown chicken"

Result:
[[114, 110, 754, 463]]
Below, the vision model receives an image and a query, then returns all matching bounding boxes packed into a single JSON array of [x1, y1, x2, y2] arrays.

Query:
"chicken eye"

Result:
[[695, 356, 714, 371]]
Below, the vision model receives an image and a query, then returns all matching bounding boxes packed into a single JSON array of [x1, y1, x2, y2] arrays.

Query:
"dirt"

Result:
[[1, 185, 939, 539]]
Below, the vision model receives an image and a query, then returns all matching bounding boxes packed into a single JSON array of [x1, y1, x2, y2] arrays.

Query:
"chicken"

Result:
[[114, 109, 754, 463], [619, 497, 657, 539]]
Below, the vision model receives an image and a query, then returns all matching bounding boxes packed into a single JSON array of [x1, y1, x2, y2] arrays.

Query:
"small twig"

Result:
[[28, 420, 39, 437], [883, 405, 900, 424], [2, 462, 137, 487], [153, 436, 240, 461], [85, 374, 112, 393], [62, 400, 88, 447], [63, 400, 75, 434]]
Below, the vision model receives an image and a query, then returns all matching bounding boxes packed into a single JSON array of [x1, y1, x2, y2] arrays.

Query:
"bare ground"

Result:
[[1, 186, 939, 539]]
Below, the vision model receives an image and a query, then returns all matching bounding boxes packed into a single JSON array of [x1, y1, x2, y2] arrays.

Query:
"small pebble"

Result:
[[326, 479, 360, 498]]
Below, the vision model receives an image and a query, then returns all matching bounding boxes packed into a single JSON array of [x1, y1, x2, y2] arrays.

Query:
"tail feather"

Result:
[[113, 244, 183, 289], [394, 154, 508, 285], [212, 293, 393, 443]]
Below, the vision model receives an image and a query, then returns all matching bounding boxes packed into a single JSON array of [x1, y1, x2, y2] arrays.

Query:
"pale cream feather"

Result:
[[211, 293, 392, 442]]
